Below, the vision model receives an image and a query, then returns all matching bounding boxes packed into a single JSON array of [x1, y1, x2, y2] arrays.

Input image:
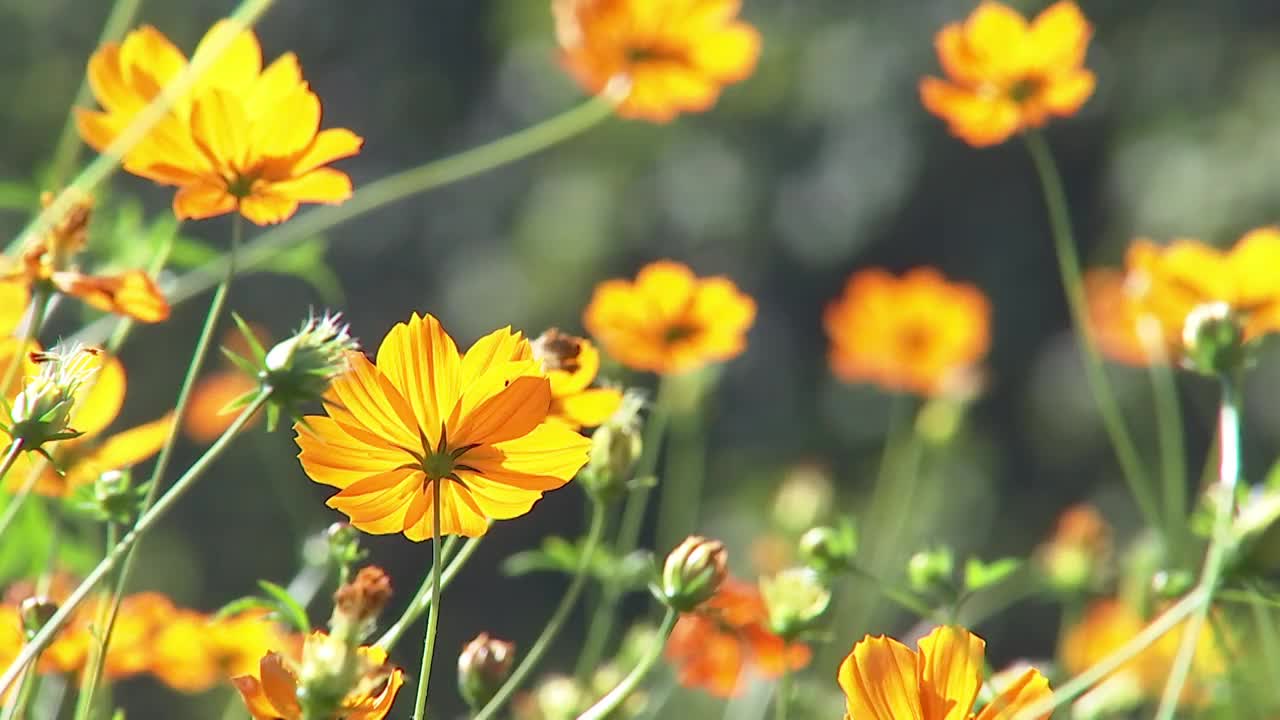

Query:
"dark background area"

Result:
[[3, 0, 1280, 716]]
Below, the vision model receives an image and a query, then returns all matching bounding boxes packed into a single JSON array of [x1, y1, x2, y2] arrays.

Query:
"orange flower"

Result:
[[0, 281, 29, 336], [0, 192, 168, 323], [1086, 228, 1280, 365], [151, 608, 298, 693], [920, 1, 1095, 147], [296, 313, 591, 538], [233, 637, 403, 720], [839, 625, 1051, 720], [184, 369, 261, 442], [77, 21, 363, 225], [3, 352, 172, 497], [553, 0, 762, 123], [665, 578, 809, 697], [824, 268, 990, 396], [583, 260, 755, 375], [531, 329, 623, 429]]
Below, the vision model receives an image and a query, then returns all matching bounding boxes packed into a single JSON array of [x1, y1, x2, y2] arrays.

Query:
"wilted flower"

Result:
[[584, 260, 756, 375], [920, 1, 1095, 147], [459, 633, 517, 710], [552, 0, 761, 123], [839, 626, 1051, 720], [658, 535, 728, 612], [665, 578, 810, 697], [296, 313, 590, 538], [532, 329, 623, 429], [824, 268, 990, 397], [78, 21, 363, 225]]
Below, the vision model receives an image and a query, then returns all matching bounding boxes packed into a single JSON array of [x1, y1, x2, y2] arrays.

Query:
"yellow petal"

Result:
[[239, 190, 300, 226], [401, 479, 489, 539], [324, 351, 423, 455], [917, 626, 984, 720], [118, 26, 188, 98], [172, 180, 237, 221], [253, 84, 320, 159], [555, 387, 623, 428], [1027, 1, 1091, 73], [296, 415, 416, 488], [464, 422, 591, 490], [974, 667, 1051, 720], [191, 20, 263, 93], [289, 128, 364, 174], [267, 168, 353, 204], [191, 89, 251, 174], [838, 635, 924, 720], [67, 352, 125, 439], [374, 313, 461, 447], [452, 376, 550, 446]]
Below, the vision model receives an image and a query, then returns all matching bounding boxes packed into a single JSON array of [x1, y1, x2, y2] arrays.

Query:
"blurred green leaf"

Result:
[[963, 557, 1021, 592], [504, 536, 652, 591], [257, 580, 311, 633]]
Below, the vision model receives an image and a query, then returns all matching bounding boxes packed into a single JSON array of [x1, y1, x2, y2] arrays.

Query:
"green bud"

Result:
[[262, 312, 359, 428], [580, 392, 645, 503], [1181, 302, 1246, 375], [907, 547, 955, 596], [18, 597, 57, 640], [798, 521, 858, 575], [657, 536, 727, 612], [759, 567, 832, 639], [531, 675, 587, 720], [8, 345, 99, 449], [458, 633, 516, 710]]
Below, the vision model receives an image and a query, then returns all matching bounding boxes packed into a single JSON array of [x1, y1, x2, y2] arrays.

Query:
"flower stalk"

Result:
[[375, 534, 483, 651], [576, 607, 679, 720], [410, 479, 444, 720]]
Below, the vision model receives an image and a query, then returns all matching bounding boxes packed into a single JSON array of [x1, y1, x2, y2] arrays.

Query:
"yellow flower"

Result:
[[233, 640, 404, 720], [839, 625, 1051, 720], [583, 260, 756, 375], [553, 0, 762, 123], [531, 329, 623, 429], [3, 352, 172, 497], [77, 21, 363, 225], [920, 1, 1095, 147], [296, 313, 591, 538]]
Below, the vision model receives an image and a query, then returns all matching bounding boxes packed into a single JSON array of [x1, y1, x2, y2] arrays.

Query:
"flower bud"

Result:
[[580, 391, 645, 502], [262, 312, 358, 426], [1181, 302, 1245, 375], [759, 567, 832, 639], [530, 675, 587, 720], [90, 468, 148, 524], [1033, 504, 1111, 594], [458, 633, 516, 710], [907, 547, 955, 596], [330, 566, 392, 643], [657, 536, 727, 612], [19, 596, 57, 639], [8, 345, 99, 449], [798, 522, 858, 576]]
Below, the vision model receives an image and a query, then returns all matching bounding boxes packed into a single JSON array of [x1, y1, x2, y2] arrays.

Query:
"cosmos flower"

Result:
[[296, 313, 590, 538], [584, 260, 756, 375], [553, 0, 762, 122], [920, 1, 1095, 147], [531, 329, 622, 429]]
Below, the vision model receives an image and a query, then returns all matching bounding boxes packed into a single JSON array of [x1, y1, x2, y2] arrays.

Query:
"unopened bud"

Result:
[[1181, 302, 1245, 375], [657, 536, 727, 612], [907, 547, 955, 596], [331, 566, 392, 642], [263, 312, 358, 426], [759, 567, 831, 639], [458, 633, 516, 710], [19, 596, 57, 639], [581, 391, 644, 502], [798, 522, 858, 576], [8, 344, 99, 448]]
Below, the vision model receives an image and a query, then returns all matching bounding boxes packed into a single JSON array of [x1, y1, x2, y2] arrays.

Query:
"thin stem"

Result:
[[655, 377, 707, 551], [72, 522, 121, 720], [375, 534, 480, 650], [1249, 587, 1280, 680], [1, 288, 49, 401], [774, 669, 790, 720], [0, 391, 270, 697], [576, 379, 674, 678], [475, 499, 608, 720], [410, 478, 444, 720], [0, 664, 37, 720], [1022, 131, 1160, 532], [576, 607, 679, 720], [1154, 373, 1242, 720], [1011, 585, 1207, 720], [1147, 349, 1187, 563], [0, 440, 24, 489], [0, 454, 38, 543], [46, 0, 144, 189], [848, 565, 941, 621]]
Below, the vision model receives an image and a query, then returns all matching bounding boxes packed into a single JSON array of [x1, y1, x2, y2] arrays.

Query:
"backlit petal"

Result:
[[974, 667, 1051, 720], [917, 626, 984, 720], [324, 351, 423, 455], [838, 635, 924, 720], [452, 376, 551, 446], [375, 313, 460, 447]]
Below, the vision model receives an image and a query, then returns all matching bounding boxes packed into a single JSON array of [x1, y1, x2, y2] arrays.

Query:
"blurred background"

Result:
[[2, 0, 1280, 716]]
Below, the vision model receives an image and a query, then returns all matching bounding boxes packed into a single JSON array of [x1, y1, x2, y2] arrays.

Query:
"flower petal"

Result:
[[452, 376, 551, 446], [463, 422, 591, 490], [838, 635, 924, 720], [974, 667, 1051, 720], [323, 351, 423, 456], [296, 415, 417, 488], [374, 313, 460, 448], [917, 626, 984, 720]]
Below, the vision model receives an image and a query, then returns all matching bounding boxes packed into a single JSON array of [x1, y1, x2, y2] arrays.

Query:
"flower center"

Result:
[[225, 172, 259, 200], [1008, 75, 1046, 103], [625, 43, 689, 67], [422, 450, 457, 482], [663, 323, 698, 346]]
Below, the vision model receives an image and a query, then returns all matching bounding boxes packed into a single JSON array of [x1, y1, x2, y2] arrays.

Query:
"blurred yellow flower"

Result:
[[531, 329, 622, 429], [78, 21, 363, 225], [584, 260, 756, 376], [233, 639, 404, 720], [296, 313, 590, 538], [3, 353, 172, 497], [553, 0, 762, 122], [839, 625, 1051, 720], [920, 1, 1095, 147], [824, 268, 990, 396]]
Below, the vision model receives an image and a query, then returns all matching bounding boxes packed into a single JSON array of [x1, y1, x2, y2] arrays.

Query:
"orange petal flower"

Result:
[[296, 313, 591, 539], [553, 0, 762, 123], [0, 281, 30, 337], [50, 269, 170, 323], [77, 21, 363, 225], [532, 329, 623, 429], [824, 267, 990, 396], [839, 625, 1051, 720], [233, 638, 403, 720], [665, 578, 809, 697], [920, 1, 1095, 147], [584, 260, 756, 375]]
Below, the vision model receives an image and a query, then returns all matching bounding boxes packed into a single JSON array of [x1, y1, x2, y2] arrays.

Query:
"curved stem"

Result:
[[1022, 131, 1160, 532], [71, 522, 120, 720], [374, 535, 477, 651], [0, 390, 270, 697], [475, 499, 608, 720], [410, 479, 443, 720], [576, 607, 679, 720], [1153, 373, 1242, 720], [0, 440, 24, 490]]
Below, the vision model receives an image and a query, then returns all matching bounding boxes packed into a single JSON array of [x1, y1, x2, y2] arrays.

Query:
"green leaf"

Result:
[[257, 580, 312, 633], [213, 596, 281, 621], [963, 557, 1022, 591], [231, 312, 268, 364]]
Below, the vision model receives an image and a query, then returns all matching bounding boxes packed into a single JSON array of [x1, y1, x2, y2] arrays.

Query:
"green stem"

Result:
[[0, 663, 37, 720], [848, 565, 940, 621], [72, 522, 121, 720], [1011, 585, 1207, 720], [0, 440, 24, 489], [655, 376, 707, 552], [0, 391, 270, 697], [410, 478, 443, 720], [475, 499, 608, 720], [1153, 373, 1242, 720], [774, 669, 790, 720], [1249, 588, 1280, 680], [1022, 131, 1160, 533], [577, 607, 679, 720], [1, 287, 50, 401], [576, 379, 674, 678], [375, 534, 481, 651], [45, 0, 145, 189], [0, 449, 38, 543], [1147, 349, 1187, 564]]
